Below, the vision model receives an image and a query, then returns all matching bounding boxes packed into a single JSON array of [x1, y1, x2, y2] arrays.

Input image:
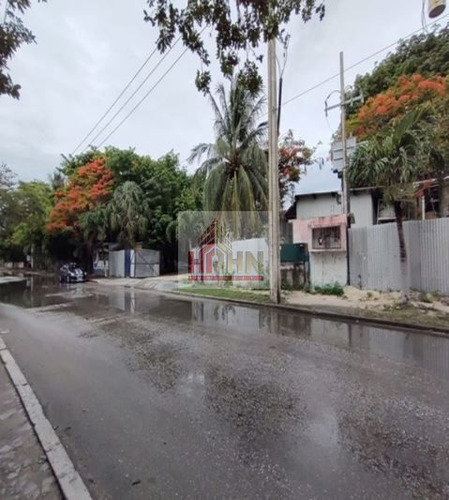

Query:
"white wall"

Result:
[[295, 191, 374, 228], [310, 252, 347, 287], [109, 250, 125, 278], [351, 192, 374, 228], [296, 193, 342, 220]]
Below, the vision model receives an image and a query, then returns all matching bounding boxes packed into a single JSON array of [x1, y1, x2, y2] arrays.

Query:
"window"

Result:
[[312, 226, 341, 250]]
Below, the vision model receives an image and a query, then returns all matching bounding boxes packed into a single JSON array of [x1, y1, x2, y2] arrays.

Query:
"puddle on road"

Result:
[[0, 274, 89, 308], [1, 277, 449, 379]]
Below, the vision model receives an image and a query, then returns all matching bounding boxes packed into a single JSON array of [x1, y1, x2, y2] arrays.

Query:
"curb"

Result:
[[170, 290, 449, 338], [90, 280, 449, 337], [0, 337, 92, 500]]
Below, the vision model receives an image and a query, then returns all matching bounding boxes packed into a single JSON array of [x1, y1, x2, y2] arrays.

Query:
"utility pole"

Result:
[[325, 52, 363, 285], [326, 52, 363, 217], [339, 51, 350, 219], [268, 37, 281, 304]]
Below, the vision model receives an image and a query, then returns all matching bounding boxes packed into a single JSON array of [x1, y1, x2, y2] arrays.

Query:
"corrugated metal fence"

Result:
[[131, 249, 160, 278], [349, 218, 449, 294]]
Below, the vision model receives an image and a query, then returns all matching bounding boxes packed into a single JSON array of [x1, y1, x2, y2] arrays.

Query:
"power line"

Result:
[[2, 0, 9, 23], [71, 47, 161, 155], [95, 45, 191, 148], [82, 37, 182, 152], [281, 13, 449, 109]]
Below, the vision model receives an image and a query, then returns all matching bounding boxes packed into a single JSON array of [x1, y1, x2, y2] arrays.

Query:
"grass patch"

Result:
[[179, 286, 271, 303], [313, 283, 345, 297], [363, 306, 449, 331]]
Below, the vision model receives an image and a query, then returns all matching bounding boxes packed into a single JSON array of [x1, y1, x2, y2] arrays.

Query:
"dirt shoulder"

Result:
[[91, 277, 449, 334], [178, 285, 449, 333]]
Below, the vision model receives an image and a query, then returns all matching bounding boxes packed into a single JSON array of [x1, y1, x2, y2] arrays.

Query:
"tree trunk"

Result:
[[393, 201, 410, 303]]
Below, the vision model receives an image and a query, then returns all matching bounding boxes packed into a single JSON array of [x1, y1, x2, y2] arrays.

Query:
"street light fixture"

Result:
[[428, 0, 446, 18]]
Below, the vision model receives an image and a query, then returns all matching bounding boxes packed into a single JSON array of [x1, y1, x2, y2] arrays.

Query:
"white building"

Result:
[[287, 188, 396, 227]]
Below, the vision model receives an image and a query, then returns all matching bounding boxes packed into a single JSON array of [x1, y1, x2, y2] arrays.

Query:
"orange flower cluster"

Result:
[[46, 158, 114, 234], [352, 74, 447, 139]]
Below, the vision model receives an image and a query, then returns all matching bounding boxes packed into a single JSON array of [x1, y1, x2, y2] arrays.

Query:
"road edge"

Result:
[[170, 290, 449, 337], [0, 336, 92, 500]]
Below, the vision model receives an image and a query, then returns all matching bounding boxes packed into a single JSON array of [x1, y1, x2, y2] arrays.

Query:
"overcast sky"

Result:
[[0, 0, 445, 193]]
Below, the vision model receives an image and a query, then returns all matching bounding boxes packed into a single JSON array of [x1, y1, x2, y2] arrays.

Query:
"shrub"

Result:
[[313, 283, 345, 297]]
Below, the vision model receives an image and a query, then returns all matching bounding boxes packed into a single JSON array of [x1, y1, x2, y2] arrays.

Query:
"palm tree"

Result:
[[349, 109, 429, 303], [79, 206, 109, 272], [189, 78, 268, 219], [108, 181, 149, 249]]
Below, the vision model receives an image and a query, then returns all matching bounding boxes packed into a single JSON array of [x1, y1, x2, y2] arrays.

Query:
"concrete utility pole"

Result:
[[268, 37, 281, 304], [325, 52, 363, 219], [325, 51, 363, 286], [339, 51, 350, 219]]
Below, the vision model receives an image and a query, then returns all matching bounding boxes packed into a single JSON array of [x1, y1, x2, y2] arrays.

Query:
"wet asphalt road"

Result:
[[1, 278, 449, 499]]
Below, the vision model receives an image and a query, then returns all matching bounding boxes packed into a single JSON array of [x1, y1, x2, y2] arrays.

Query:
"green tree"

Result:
[[0, 164, 20, 261], [349, 109, 430, 303], [0, 0, 46, 98], [11, 181, 52, 266], [51, 148, 198, 272], [108, 181, 149, 249], [348, 23, 449, 118], [278, 130, 314, 206], [78, 206, 109, 271], [0, 172, 52, 265], [59, 148, 102, 178], [189, 78, 268, 215], [426, 83, 449, 217], [144, 0, 326, 93]]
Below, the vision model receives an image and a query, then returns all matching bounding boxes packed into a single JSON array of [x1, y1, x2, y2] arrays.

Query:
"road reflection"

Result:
[[1, 276, 448, 379]]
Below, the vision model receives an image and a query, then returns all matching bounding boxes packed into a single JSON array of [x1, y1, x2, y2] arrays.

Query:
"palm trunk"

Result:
[[393, 201, 409, 303]]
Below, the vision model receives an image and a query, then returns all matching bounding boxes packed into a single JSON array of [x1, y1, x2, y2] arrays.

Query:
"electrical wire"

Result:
[[81, 37, 182, 152], [281, 13, 449, 110], [2, 0, 9, 23], [94, 45, 191, 148], [422, 0, 429, 33], [71, 45, 160, 155]]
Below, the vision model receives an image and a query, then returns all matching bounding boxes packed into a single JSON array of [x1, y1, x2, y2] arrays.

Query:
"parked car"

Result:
[[59, 263, 87, 283]]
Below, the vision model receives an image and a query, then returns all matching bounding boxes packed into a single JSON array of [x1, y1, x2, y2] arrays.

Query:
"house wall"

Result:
[[295, 191, 374, 228], [291, 214, 347, 250], [351, 192, 374, 227], [310, 252, 347, 287], [291, 214, 347, 287], [296, 193, 342, 220]]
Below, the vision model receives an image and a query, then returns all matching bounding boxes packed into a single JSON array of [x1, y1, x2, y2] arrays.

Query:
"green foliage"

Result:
[[59, 149, 102, 178], [180, 286, 270, 303], [144, 0, 326, 93], [0, 0, 46, 98], [190, 77, 268, 215], [108, 181, 149, 249], [78, 206, 109, 260], [349, 108, 431, 202], [313, 283, 344, 297], [0, 164, 20, 260], [3, 149, 200, 271], [0, 166, 52, 265], [349, 109, 432, 302], [11, 181, 52, 250], [348, 23, 449, 118]]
